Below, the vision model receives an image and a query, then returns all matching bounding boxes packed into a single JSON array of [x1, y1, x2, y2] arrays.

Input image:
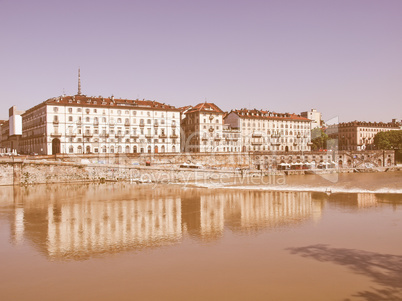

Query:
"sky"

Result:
[[1, 0, 401, 123]]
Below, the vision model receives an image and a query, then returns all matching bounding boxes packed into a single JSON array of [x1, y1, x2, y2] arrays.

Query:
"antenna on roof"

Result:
[[77, 67, 82, 95]]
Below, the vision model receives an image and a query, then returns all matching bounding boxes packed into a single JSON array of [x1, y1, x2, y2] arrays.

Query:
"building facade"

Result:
[[180, 103, 241, 152], [224, 109, 312, 152], [300, 109, 321, 129], [0, 106, 25, 154], [20, 94, 181, 155], [326, 120, 401, 151]]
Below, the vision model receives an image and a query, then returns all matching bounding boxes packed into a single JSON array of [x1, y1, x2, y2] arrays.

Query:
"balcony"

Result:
[[93, 122, 99, 127], [202, 137, 208, 141], [139, 123, 145, 127], [130, 134, 139, 138], [76, 121, 82, 126], [271, 134, 280, 138], [53, 120, 59, 125], [145, 134, 153, 138], [252, 132, 263, 138], [115, 133, 124, 138], [271, 142, 281, 146], [100, 133, 109, 138], [66, 133, 76, 137], [171, 124, 176, 128], [170, 134, 178, 138], [124, 122, 130, 127], [252, 141, 262, 145], [154, 123, 159, 127], [159, 134, 167, 138], [83, 133, 93, 137], [214, 137, 221, 141], [50, 133, 62, 137]]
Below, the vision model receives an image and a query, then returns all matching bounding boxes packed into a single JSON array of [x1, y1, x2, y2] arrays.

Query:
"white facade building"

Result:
[[180, 103, 241, 153], [224, 109, 312, 152], [300, 109, 321, 130], [21, 94, 181, 155]]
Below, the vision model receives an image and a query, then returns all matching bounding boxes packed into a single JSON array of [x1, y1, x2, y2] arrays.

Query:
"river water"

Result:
[[0, 172, 401, 301]]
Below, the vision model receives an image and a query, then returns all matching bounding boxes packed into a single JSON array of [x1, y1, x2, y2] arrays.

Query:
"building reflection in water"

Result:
[[3, 183, 397, 260]]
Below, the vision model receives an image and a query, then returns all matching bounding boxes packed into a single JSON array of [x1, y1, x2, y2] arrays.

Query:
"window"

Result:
[[53, 107, 59, 112], [68, 116, 73, 122], [68, 108, 73, 113]]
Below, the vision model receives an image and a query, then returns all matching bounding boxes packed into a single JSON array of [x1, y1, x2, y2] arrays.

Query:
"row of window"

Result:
[[68, 145, 177, 154], [56, 106, 177, 118]]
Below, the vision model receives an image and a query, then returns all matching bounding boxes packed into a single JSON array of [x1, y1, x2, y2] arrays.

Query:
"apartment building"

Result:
[[180, 103, 241, 152], [224, 109, 312, 152], [0, 106, 25, 154], [20, 94, 181, 155], [300, 109, 321, 129], [326, 120, 401, 151]]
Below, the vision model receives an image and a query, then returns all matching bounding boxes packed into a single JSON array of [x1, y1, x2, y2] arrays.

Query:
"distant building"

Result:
[[300, 109, 321, 129], [0, 106, 25, 154], [224, 108, 312, 152], [326, 120, 401, 151], [180, 102, 241, 152]]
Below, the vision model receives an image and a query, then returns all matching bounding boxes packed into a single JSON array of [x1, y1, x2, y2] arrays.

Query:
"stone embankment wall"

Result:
[[0, 150, 397, 186], [22, 150, 396, 169], [0, 160, 264, 186]]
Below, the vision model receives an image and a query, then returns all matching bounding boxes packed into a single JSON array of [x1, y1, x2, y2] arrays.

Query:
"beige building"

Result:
[[300, 109, 322, 129], [20, 93, 181, 155], [326, 120, 400, 151], [0, 106, 25, 154], [180, 102, 241, 153], [224, 109, 312, 152]]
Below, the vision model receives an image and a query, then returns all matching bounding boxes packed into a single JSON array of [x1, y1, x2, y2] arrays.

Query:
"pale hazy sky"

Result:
[[1, 0, 401, 122]]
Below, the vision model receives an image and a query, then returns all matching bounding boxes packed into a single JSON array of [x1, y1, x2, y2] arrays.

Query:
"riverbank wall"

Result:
[[0, 150, 397, 186]]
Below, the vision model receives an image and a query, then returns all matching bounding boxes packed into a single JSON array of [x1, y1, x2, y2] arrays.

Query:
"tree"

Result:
[[311, 128, 333, 151], [374, 130, 402, 162]]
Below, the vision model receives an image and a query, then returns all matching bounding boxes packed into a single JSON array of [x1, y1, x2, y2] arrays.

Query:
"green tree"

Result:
[[374, 130, 402, 162], [311, 128, 333, 151]]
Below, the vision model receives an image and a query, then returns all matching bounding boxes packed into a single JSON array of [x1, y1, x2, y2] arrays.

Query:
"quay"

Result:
[[0, 150, 398, 186]]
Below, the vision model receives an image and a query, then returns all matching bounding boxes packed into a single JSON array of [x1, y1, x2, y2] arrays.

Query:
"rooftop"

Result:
[[229, 108, 311, 122]]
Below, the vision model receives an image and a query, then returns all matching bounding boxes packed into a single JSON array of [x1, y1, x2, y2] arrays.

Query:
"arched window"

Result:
[[125, 145, 130, 153], [77, 145, 82, 153], [69, 146, 74, 153]]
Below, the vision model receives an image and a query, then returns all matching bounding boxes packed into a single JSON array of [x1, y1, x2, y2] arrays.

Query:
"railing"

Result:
[[159, 134, 167, 138], [83, 133, 93, 137], [50, 133, 62, 137]]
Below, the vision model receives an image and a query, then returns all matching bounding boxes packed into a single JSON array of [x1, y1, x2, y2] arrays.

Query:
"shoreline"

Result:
[[0, 157, 401, 186]]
